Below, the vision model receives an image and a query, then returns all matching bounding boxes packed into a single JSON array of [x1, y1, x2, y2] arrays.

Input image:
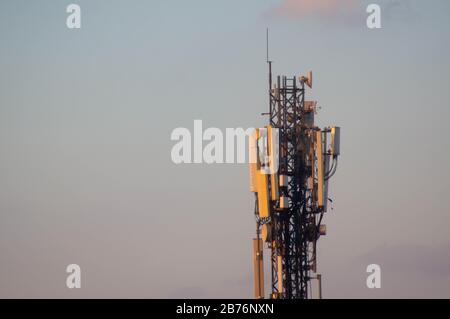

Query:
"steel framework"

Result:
[[269, 73, 313, 299], [250, 42, 340, 298], [251, 63, 339, 299]]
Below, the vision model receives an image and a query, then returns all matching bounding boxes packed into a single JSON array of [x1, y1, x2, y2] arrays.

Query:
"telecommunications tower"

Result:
[[249, 32, 341, 299]]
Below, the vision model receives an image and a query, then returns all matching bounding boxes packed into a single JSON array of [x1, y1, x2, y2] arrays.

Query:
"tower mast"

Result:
[[250, 38, 340, 299]]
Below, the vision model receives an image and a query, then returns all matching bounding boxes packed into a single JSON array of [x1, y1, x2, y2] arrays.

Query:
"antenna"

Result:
[[300, 71, 313, 89], [266, 28, 273, 94]]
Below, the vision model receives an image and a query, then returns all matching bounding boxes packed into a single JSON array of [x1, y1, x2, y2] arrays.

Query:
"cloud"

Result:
[[265, 0, 416, 26], [269, 0, 359, 19]]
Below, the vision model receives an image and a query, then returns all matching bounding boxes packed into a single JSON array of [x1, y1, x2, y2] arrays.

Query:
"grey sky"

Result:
[[1, 0, 450, 298]]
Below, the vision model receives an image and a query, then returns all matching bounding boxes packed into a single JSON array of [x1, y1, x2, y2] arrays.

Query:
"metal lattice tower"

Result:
[[269, 75, 312, 299], [250, 57, 340, 299]]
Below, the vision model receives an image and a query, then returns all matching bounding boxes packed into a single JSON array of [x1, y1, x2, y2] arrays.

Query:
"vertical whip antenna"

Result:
[[267, 28, 273, 109]]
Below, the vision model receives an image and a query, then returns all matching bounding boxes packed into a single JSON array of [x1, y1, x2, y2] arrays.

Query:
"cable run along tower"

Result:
[[249, 32, 341, 299]]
